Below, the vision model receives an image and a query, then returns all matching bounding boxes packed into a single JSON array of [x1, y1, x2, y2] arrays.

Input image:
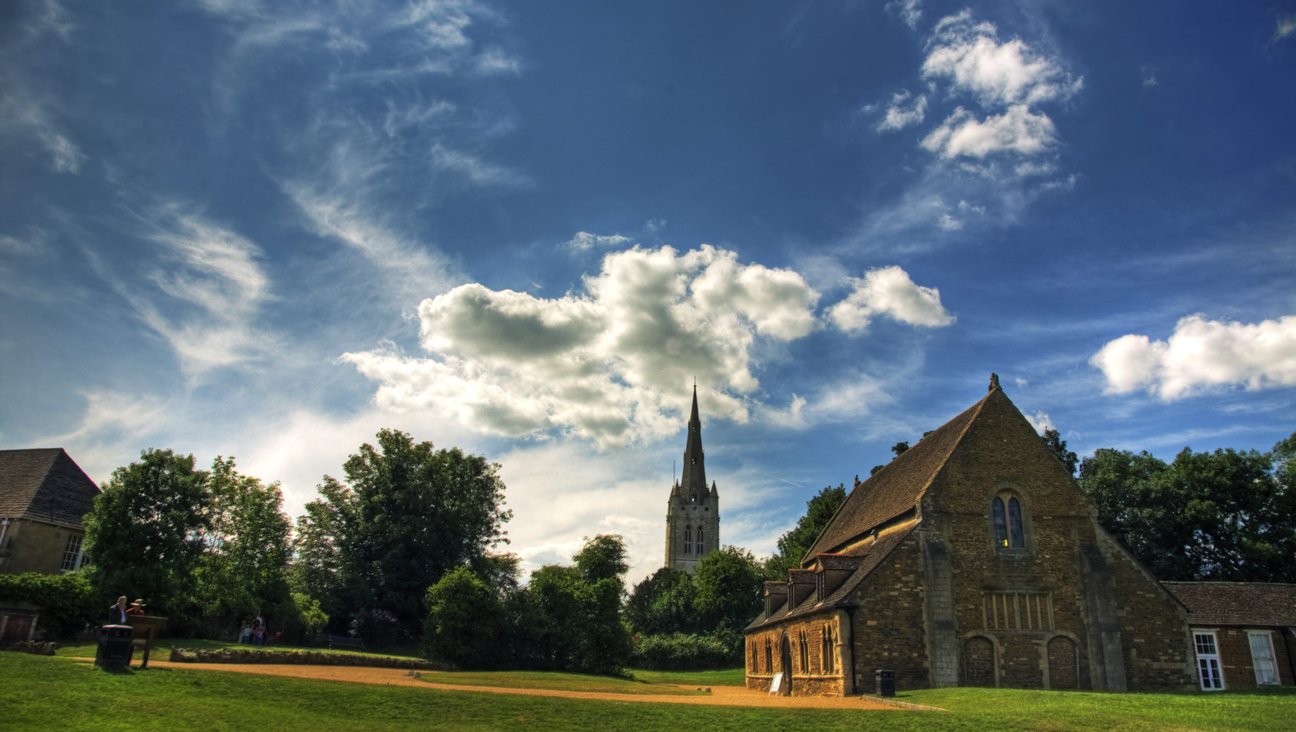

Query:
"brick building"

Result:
[[0, 448, 100, 642], [664, 386, 720, 573], [1163, 582, 1296, 690], [745, 376, 1194, 695]]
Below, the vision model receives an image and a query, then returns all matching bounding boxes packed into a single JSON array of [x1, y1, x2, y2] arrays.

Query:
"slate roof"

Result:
[[747, 522, 917, 630], [0, 448, 100, 527], [1163, 582, 1296, 628], [802, 388, 993, 560]]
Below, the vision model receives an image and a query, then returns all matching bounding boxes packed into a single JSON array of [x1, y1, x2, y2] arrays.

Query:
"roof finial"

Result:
[[989, 372, 1000, 392]]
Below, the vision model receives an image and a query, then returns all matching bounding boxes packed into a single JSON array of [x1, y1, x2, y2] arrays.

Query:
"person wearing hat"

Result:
[[127, 599, 146, 616]]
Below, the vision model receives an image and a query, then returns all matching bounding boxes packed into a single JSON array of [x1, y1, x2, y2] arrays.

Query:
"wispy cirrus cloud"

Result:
[[564, 230, 634, 251]]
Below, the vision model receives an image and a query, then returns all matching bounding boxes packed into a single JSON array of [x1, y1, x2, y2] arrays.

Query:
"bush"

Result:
[[0, 571, 98, 639], [629, 632, 736, 670], [349, 608, 406, 649]]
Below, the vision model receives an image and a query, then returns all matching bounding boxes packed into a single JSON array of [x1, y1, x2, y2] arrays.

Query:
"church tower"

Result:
[[664, 386, 720, 573]]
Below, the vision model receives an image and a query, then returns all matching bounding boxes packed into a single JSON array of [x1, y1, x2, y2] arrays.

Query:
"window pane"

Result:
[[1008, 498, 1025, 548], [992, 497, 1008, 547]]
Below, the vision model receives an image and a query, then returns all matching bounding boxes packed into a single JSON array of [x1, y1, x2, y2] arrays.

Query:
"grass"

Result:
[[414, 669, 705, 695], [628, 667, 747, 686], [6, 653, 1295, 730], [55, 637, 420, 662]]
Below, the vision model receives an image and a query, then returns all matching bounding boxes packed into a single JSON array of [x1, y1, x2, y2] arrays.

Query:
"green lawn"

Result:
[[5, 653, 1294, 731], [628, 667, 747, 687], [55, 637, 420, 662]]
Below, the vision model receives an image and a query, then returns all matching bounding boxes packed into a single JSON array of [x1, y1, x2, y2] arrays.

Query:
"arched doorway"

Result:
[[1047, 636, 1079, 690], [779, 633, 793, 696], [964, 636, 996, 687]]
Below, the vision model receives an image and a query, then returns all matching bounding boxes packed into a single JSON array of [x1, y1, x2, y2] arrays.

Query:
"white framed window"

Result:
[[1194, 631, 1225, 691], [60, 534, 85, 572], [1248, 631, 1280, 686]]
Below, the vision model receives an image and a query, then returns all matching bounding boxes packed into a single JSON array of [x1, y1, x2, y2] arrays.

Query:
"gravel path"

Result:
[[126, 659, 916, 710]]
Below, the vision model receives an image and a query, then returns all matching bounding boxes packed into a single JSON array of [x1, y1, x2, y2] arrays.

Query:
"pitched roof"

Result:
[[747, 522, 917, 630], [1162, 582, 1296, 627], [0, 448, 101, 526], [802, 388, 993, 560]]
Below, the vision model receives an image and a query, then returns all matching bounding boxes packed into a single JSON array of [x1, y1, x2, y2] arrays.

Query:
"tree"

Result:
[[1043, 429, 1079, 476], [625, 567, 697, 636], [306, 430, 512, 634], [763, 485, 847, 577], [514, 535, 632, 675], [83, 449, 210, 622], [573, 534, 629, 584], [891, 441, 910, 457], [1078, 435, 1296, 583], [423, 566, 506, 668], [693, 546, 763, 635], [196, 457, 293, 633]]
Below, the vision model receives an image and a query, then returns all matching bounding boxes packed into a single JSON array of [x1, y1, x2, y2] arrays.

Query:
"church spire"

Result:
[[679, 385, 708, 500]]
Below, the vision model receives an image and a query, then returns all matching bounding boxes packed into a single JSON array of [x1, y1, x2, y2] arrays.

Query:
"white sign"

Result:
[[769, 672, 784, 695]]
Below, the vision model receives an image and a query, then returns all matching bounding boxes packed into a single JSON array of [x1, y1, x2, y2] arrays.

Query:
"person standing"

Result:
[[108, 596, 129, 624]]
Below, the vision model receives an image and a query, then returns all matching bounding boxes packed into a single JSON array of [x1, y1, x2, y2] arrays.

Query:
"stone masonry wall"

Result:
[[919, 390, 1191, 690], [745, 614, 846, 696], [848, 534, 930, 692]]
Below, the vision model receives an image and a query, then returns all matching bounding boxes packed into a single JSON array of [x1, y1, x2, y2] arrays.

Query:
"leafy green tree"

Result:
[[423, 566, 506, 668], [84, 449, 210, 622], [763, 485, 847, 577], [196, 457, 293, 633], [693, 546, 763, 635], [514, 536, 632, 675], [288, 499, 342, 610], [891, 441, 910, 457], [625, 567, 696, 635], [1079, 435, 1296, 582], [573, 534, 629, 583], [305, 430, 512, 634], [1043, 429, 1079, 476]]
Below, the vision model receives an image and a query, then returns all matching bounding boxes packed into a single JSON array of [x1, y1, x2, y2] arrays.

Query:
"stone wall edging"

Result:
[[168, 647, 450, 671]]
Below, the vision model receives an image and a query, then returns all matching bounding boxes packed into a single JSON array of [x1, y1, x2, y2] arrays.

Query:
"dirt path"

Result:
[[98, 659, 922, 711]]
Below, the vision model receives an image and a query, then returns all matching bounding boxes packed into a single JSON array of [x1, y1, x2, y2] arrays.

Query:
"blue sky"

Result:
[[2, 0, 1294, 582]]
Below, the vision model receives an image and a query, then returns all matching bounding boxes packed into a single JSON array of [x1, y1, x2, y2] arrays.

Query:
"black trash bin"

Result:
[[95, 624, 134, 670], [875, 668, 896, 697]]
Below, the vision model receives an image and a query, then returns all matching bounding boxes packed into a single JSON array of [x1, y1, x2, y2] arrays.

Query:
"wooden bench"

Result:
[[326, 633, 365, 651]]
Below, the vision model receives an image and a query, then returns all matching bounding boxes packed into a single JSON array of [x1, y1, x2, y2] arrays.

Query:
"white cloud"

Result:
[[921, 104, 1057, 159], [565, 231, 633, 251], [923, 11, 1082, 107], [827, 265, 955, 333], [1091, 314, 1296, 400], [343, 245, 821, 446], [938, 213, 963, 231], [886, 0, 923, 29], [1025, 410, 1055, 435], [429, 142, 530, 187], [124, 210, 275, 375], [286, 183, 458, 305], [1276, 14, 1296, 42], [877, 90, 928, 132]]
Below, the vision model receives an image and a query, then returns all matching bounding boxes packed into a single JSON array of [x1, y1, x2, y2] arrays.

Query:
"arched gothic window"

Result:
[[992, 494, 1026, 549], [696, 528, 704, 554], [822, 624, 836, 673], [798, 629, 809, 672], [684, 527, 692, 555], [764, 638, 773, 673]]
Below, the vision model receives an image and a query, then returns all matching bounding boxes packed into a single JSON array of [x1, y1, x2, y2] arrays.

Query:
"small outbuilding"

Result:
[[1163, 581, 1296, 690]]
